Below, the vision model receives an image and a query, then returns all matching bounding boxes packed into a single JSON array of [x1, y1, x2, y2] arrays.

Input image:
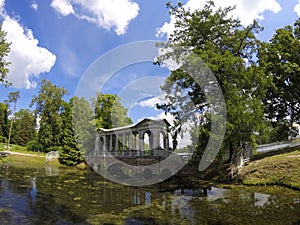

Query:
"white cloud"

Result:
[[31, 2, 38, 11], [157, 0, 281, 37], [0, 0, 4, 14], [2, 16, 56, 89], [149, 112, 174, 126], [51, 0, 74, 16], [137, 95, 166, 109], [50, 0, 140, 35], [295, 0, 300, 17]]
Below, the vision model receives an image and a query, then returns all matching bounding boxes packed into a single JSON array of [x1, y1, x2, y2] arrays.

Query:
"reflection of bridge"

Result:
[[95, 118, 172, 159]]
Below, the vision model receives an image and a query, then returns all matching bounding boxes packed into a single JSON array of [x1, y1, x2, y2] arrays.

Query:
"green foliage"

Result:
[[0, 28, 11, 87], [5, 91, 20, 148], [46, 145, 62, 153], [26, 140, 43, 152], [30, 79, 67, 149], [59, 99, 83, 166], [11, 109, 36, 146], [157, 1, 268, 163], [95, 92, 132, 129], [0, 136, 7, 143], [72, 96, 95, 155], [260, 19, 300, 140], [0, 102, 8, 139]]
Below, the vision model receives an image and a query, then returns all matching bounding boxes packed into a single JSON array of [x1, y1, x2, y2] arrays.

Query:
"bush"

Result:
[[46, 146, 62, 153], [0, 136, 7, 143], [26, 140, 43, 152]]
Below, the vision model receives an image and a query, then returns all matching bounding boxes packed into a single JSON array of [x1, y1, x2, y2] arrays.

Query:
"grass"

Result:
[[0, 142, 46, 156], [239, 149, 300, 190], [0, 142, 59, 168]]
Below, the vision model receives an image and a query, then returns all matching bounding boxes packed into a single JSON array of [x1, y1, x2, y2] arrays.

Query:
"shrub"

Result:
[[46, 146, 62, 153], [0, 136, 7, 143], [26, 140, 43, 152]]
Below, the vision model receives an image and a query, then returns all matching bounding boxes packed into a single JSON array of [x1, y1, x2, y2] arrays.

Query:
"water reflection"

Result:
[[0, 165, 299, 225]]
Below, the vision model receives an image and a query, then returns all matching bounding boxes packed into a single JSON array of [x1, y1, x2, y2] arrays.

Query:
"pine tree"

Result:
[[59, 98, 83, 166]]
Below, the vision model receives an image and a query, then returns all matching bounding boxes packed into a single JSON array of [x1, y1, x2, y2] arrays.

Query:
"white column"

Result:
[[103, 135, 107, 156], [139, 131, 144, 157], [122, 133, 126, 156], [129, 133, 132, 149], [109, 134, 113, 153], [115, 134, 119, 156]]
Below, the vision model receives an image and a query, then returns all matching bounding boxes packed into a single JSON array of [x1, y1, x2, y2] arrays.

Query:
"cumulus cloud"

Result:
[[31, 2, 38, 11], [295, 0, 300, 17], [2, 15, 56, 89], [51, 0, 74, 16], [157, 0, 281, 37], [137, 95, 166, 109], [50, 0, 139, 35]]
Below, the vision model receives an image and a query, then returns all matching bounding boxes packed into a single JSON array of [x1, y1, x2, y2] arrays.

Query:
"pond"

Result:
[[0, 163, 300, 225]]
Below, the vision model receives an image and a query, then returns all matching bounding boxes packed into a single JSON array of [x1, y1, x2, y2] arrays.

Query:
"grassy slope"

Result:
[[239, 149, 300, 190], [0, 142, 58, 168]]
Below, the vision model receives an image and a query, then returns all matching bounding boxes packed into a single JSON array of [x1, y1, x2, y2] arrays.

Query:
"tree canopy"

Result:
[[156, 1, 271, 162], [260, 19, 300, 139], [0, 27, 11, 87]]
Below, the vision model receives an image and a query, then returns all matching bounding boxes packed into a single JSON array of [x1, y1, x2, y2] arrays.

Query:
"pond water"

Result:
[[0, 163, 300, 225]]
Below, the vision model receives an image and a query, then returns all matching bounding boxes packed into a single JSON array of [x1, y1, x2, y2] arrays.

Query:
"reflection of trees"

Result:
[[1, 166, 300, 224], [0, 167, 89, 224]]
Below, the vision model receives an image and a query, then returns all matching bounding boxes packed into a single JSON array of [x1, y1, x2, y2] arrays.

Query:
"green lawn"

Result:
[[0, 142, 45, 156], [239, 149, 300, 190]]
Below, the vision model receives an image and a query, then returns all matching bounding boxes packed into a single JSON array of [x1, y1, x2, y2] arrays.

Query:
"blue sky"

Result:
[[0, 0, 299, 123]]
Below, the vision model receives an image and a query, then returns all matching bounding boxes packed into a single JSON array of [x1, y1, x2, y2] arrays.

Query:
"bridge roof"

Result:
[[98, 118, 171, 133]]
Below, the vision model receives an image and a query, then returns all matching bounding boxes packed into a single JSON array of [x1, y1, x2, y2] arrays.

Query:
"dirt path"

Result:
[[3, 150, 45, 157]]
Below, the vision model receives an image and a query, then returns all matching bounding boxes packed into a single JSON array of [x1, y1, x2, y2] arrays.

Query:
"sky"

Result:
[[0, 0, 299, 124]]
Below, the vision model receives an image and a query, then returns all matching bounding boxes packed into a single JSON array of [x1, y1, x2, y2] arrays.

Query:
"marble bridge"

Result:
[[95, 118, 172, 160], [86, 119, 185, 182]]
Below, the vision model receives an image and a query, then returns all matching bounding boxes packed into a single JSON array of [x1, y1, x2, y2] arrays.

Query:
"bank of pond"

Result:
[[0, 160, 300, 225]]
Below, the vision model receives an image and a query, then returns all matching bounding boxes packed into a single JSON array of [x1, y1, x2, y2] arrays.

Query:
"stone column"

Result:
[[115, 134, 119, 156], [103, 135, 107, 156], [138, 131, 144, 157], [122, 133, 126, 156], [109, 134, 113, 153], [128, 133, 132, 149], [95, 134, 100, 156], [128, 133, 132, 158], [133, 134, 137, 150]]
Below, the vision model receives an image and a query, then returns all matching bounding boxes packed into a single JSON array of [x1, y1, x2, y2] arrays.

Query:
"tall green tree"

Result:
[[59, 98, 83, 166], [156, 1, 269, 162], [30, 79, 67, 151], [72, 96, 94, 155], [11, 109, 36, 146], [0, 27, 11, 87], [0, 102, 8, 141], [5, 91, 20, 149], [260, 19, 300, 140], [95, 93, 132, 129]]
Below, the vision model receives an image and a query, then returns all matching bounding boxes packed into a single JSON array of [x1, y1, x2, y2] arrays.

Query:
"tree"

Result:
[[59, 98, 83, 166], [156, 1, 268, 164], [0, 102, 8, 141], [5, 91, 20, 150], [0, 26, 11, 87], [95, 93, 132, 129], [30, 79, 67, 151], [72, 96, 95, 155], [11, 109, 36, 146], [259, 19, 300, 140]]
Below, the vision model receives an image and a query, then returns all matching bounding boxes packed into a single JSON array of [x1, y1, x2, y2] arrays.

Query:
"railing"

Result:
[[97, 148, 173, 159]]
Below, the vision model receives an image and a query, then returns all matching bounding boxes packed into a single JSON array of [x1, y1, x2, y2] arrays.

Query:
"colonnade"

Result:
[[95, 119, 171, 158]]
